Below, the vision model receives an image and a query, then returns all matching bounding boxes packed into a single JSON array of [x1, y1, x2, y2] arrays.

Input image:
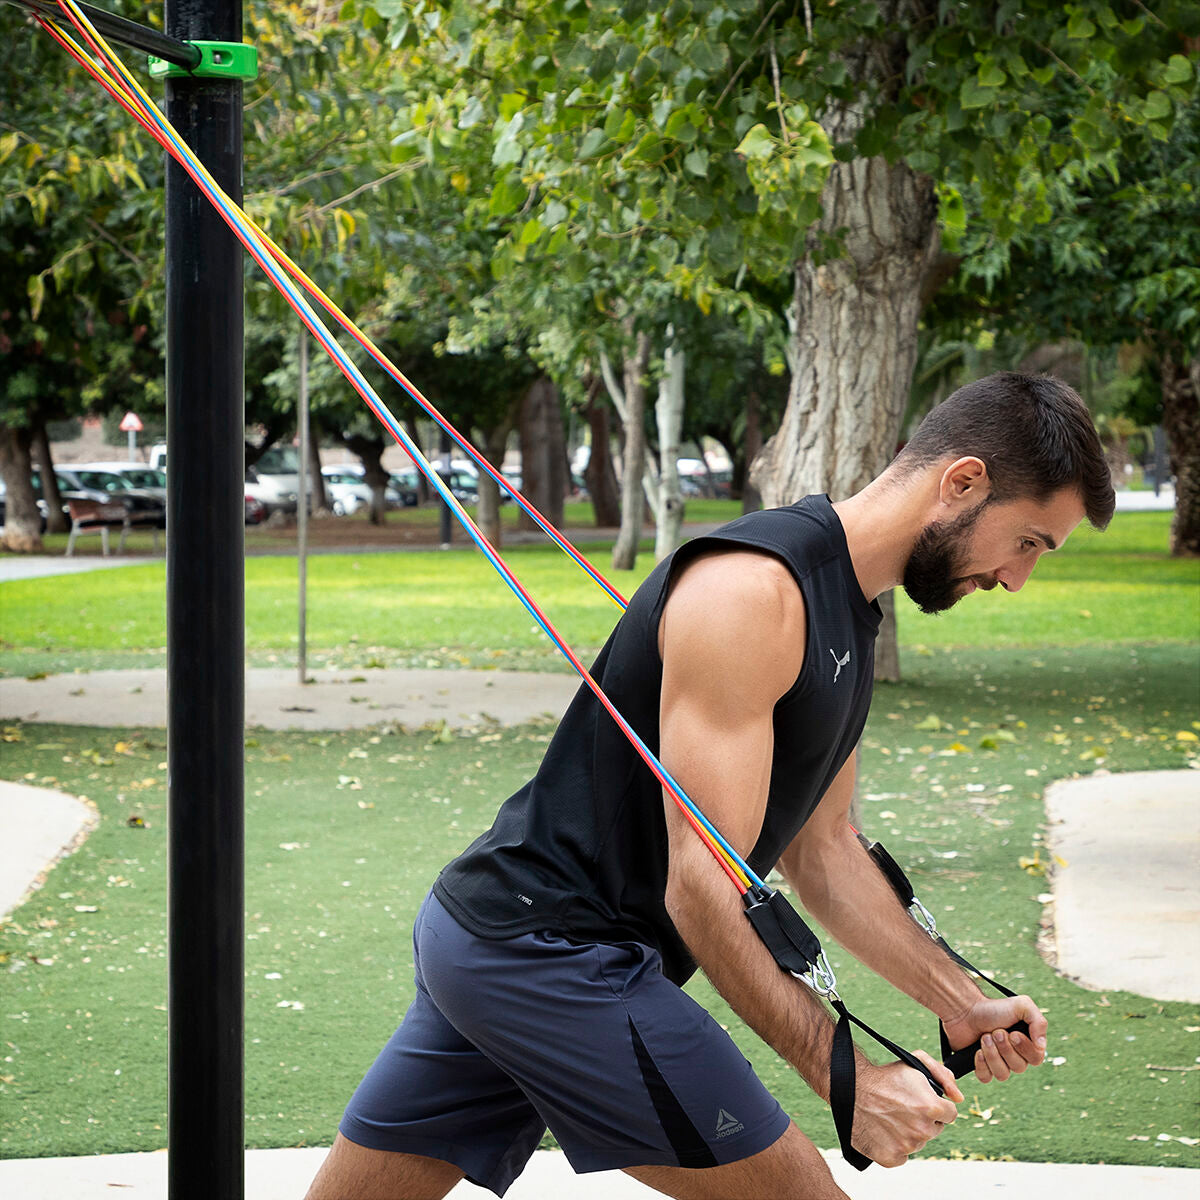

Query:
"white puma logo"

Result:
[[830, 648, 850, 682]]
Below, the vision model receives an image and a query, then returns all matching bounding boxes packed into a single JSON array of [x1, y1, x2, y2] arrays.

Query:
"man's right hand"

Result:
[[850, 1051, 962, 1167]]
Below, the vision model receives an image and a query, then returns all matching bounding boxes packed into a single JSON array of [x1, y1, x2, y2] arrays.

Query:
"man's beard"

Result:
[[902, 501, 992, 615]]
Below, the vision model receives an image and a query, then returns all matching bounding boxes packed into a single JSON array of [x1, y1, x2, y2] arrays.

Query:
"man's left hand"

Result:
[[942, 995, 1048, 1083]]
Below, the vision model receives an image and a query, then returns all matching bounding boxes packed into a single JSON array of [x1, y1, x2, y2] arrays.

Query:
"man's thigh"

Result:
[[626, 1122, 850, 1200], [304, 1132, 464, 1200]]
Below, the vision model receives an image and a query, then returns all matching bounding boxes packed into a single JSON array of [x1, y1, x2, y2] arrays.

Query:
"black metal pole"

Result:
[[164, 0, 244, 1196]]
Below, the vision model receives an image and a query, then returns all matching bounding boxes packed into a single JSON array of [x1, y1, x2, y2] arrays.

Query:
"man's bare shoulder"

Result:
[[660, 548, 807, 697]]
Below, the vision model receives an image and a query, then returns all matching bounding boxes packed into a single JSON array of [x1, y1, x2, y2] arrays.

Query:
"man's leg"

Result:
[[625, 1122, 849, 1200], [304, 1132, 465, 1200]]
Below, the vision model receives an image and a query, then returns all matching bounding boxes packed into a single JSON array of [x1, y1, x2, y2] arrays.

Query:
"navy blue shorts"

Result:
[[339, 891, 790, 1196]]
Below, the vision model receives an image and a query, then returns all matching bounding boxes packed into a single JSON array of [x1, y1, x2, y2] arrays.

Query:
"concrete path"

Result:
[[0, 1143, 1194, 1199], [0, 666, 581, 732], [0, 781, 97, 919], [1046, 770, 1200, 1003]]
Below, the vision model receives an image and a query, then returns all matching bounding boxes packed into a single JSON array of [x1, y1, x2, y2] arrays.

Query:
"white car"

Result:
[[322, 464, 408, 515], [321, 466, 374, 516]]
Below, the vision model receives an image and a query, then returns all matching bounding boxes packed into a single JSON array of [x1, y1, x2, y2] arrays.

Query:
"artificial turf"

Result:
[[1, 643, 1196, 1165]]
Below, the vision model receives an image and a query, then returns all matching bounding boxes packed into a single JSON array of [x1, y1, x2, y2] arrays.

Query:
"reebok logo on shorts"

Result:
[[715, 1109, 744, 1139]]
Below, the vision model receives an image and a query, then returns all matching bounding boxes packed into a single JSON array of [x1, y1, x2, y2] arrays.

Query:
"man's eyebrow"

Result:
[[1032, 529, 1058, 551]]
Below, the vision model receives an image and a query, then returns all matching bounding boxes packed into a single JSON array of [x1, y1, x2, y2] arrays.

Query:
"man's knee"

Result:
[[305, 1132, 465, 1200]]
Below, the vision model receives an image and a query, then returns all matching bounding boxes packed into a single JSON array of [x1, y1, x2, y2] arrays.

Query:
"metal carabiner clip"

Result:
[[792, 949, 840, 1000], [909, 895, 939, 940]]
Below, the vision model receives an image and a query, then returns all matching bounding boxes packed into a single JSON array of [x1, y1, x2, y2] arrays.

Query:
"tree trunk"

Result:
[[655, 330, 686, 561], [742, 386, 763, 514], [600, 346, 660, 522], [1162, 350, 1199, 557], [475, 403, 517, 548], [583, 379, 621, 527], [517, 376, 567, 533], [751, 120, 939, 682], [403, 418, 432, 505], [612, 332, 652, 570], [342, 433, 389, 525], [32, 413, 68, 534], [0, 423, 44, 553], [307, 416, 328, 514]]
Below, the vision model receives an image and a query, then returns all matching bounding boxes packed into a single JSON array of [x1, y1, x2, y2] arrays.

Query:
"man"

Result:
[[308, 372, 1115, 1199]]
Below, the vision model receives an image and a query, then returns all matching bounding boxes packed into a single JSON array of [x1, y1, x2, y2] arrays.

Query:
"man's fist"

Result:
[[943, 994, 1048, 1083], [851, 1052, 963, 1167]]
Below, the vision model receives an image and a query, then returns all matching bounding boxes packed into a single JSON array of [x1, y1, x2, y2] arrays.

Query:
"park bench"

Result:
[[65, 497, 162, 556]]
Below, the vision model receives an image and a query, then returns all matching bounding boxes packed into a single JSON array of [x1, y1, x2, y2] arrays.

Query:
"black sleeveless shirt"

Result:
[[434, 496, 882, 984]]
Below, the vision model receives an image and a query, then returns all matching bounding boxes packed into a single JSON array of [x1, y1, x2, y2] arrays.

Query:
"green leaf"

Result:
[[959, 77, 995, 110], [518, 218, 542, 246], [939, 185, 966, 233], [735, 123, 775, 160], [498, 93, 525, 122], [977, 57, 1006, 88], [664, 109, 698, 143], [1142, 91, 1172, 121], [488, 174, 525, 217], [683, 147, 709, 177], [1067, 10, 1096, 38], [27, 273, 46, 321], [579, 128, 608, 158], [1163, 54, 1194, 85]]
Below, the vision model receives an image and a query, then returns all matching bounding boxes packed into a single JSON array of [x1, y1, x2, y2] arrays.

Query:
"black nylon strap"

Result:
[[829, 1008, 869, 1171], [861, 835, 1030, 1078], [742, 886, 823, 977], [866, 841, 915, 907]]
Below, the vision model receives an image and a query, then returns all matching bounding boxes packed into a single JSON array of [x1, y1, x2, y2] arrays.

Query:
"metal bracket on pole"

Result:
[[149, 40, 257, 80]]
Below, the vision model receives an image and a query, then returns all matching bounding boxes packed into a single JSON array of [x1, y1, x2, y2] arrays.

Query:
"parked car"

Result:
[[245, 446, 304, 516], [388, 468, 421, 508], [48, 466, 167, 528], [321, 463, 410, 514], [320, 466, 374, 516], [72, 462, 167, 502], [244, 494, 267, 525]]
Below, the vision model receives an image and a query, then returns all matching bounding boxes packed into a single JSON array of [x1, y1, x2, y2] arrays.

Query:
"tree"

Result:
[[1, 2, 164, 551], [981, 96, 1200, 555]]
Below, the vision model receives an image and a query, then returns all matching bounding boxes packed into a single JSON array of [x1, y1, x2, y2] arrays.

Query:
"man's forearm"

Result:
[[785, 823, 982, 1024], [666, 849, 860, 1103]]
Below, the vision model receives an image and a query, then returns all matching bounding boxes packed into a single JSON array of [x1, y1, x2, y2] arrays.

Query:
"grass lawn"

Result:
[[1, 645, 1197, 1165], [1, 511, 1194, 678]]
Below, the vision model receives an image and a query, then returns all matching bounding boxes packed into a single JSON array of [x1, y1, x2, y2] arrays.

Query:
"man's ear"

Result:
[[938, 456, 990, 505]]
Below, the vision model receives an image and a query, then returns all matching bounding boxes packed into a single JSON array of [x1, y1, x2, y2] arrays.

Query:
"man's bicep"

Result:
[[657, 551, 806, 859]]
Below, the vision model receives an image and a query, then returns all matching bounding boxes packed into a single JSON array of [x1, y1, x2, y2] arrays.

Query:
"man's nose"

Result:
[[997, 560, 1037, 592]]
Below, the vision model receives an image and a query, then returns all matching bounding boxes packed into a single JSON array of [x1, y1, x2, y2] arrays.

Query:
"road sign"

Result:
[[120, 411, 144, 433]]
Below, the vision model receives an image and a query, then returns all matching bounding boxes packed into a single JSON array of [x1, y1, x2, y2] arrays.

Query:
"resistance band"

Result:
[[36, 2, 1023, 1166]]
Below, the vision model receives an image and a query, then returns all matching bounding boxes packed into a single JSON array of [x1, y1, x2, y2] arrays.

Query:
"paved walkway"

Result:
[[0, 1143, 1193, 1199], [0, 666, 581, 732]]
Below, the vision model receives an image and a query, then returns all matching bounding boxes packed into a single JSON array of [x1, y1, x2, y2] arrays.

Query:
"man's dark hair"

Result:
[[894, 372, 1115, 529]]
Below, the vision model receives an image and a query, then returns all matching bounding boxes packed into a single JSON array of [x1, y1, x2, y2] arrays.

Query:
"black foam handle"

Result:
[[941, 1021, 1031, 1078]]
